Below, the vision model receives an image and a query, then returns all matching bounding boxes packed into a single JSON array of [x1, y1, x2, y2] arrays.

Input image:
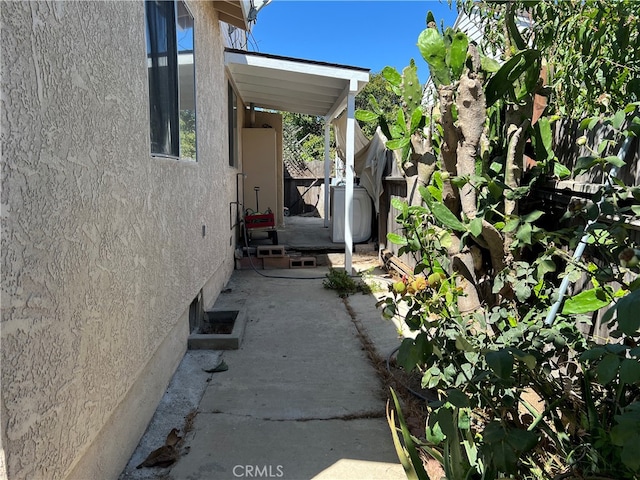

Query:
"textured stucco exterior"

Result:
[[1, 2, 239, 478]]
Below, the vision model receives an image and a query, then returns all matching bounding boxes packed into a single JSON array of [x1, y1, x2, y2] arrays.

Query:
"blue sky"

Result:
[[249, 1, 460, 85]]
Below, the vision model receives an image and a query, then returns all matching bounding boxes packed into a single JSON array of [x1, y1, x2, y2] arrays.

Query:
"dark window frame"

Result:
[[145, 0, 197, 161], [228, 82, 238, 167]]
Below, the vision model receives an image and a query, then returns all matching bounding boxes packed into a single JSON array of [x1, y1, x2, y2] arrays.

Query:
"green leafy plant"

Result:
[[322, 268, 371, 298], [370, 6, 640, 479]]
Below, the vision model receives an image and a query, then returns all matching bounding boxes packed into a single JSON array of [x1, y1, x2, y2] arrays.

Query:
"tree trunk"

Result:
[[455, 54, 486, 220], [437, 85, 460, 214]]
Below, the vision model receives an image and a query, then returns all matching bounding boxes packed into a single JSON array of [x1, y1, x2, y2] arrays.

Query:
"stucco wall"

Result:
[[1, 2, 237, 478]]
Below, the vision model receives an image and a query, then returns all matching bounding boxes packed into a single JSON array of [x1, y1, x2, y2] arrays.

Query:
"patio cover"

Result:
[[224, 49, 370, 272]]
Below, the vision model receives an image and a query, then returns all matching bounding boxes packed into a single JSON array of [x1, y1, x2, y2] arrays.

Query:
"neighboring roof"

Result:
[[224, 49, 370, 118]]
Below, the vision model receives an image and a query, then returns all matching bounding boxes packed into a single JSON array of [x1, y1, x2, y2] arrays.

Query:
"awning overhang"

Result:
[[224, 49, 369, 119], [225, 49, 370, 273]]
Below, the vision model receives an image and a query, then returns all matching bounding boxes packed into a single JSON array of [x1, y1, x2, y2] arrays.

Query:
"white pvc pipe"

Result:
[[323, 119, 331, 228], [545, 136, 633, 326]]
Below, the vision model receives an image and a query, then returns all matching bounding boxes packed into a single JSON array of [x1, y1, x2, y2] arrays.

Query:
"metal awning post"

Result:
[[343, 81, 357, 274], [323, 119, 331, 228]]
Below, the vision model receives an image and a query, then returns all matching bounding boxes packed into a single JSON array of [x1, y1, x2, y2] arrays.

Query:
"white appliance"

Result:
[[330, 185, 372, 243]]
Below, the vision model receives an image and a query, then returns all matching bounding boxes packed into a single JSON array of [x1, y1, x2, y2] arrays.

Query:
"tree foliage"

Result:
[[364, 3, 640, 478], [179, 109, 196, 160], [280, 71, 402, 165], [461, 0, 640, 117]]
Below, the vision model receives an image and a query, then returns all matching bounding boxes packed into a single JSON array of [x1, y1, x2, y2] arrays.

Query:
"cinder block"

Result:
[[263, 256, 290, 269], [290, 257, 316, 268], [257, 245, 286, 258], [355, 242, 377, 253], [235, 257, 263, 270]]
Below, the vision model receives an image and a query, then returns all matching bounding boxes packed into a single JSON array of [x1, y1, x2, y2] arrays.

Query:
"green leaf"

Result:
[[503, 218, 520, 233], [554, 162, 571, 179], [514, 281, 531, 301], [513, 353, 537, 370], [604, 289, 640, 335], [386, 137, 410, 150], [355, 110, 379, 123], [446, 389, 470, 408], [506, 6, 526, 51], [482, 422, 538, 473], [382, 66, 402, 87], [430, 203, 466, 232], [485, 349, 513, 379], [455, 335, 474, 352], [481, 55, 501, 73], [597, 354, 620, 384], [603, 155, 626, 168], [396, 108, 407, 134], [409, 106, 423, 133], [426, 418, 446, 444], [397, 334, 431, 372], [574, 156, 598, 175], [447, 31, 468, 79], [418, 185, 433, 204], [580, 347, 606, 362], [468, 217, 483, 237], [391, 197, 407, 211], [562, 288, 611, 314], [619, 358, 640, 385], [534, 116, 554, 161], [522, 210, 544, 222], [516, 223, 532, 244], [388, 388, 431, 480], [387, 233, 408, 246], [485, 50, 541, 106], [612, 109, 626, 130], [579, 116, 596, 130], [434, 406, 456, 438], [367, 94, 382, 115], [536, 258, 556, 279]]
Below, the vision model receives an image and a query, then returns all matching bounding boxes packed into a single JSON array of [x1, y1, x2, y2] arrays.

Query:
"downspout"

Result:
[[545, 135, 634, 326]]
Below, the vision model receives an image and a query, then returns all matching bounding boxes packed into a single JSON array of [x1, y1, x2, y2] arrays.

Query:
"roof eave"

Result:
[[212, 0, 250, 31]]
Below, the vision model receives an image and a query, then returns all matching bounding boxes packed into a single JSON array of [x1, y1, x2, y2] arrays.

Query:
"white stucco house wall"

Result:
[[1, 1, 253, 478], [1, 0, 369, 477]]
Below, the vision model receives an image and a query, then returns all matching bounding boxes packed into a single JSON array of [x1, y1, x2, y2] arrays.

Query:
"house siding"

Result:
[[1, 2, 237, 479]]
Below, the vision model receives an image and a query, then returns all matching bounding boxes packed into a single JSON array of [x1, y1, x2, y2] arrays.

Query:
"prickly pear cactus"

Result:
[[402, 60, 422, 114]]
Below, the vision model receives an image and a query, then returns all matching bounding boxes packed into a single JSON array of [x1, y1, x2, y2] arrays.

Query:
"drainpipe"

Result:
[[545, 135, 634, 326], [250, 102, 255, 127]]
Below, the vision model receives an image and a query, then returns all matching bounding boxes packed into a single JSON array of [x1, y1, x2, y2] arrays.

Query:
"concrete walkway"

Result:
[[120, 261, 406, 480]]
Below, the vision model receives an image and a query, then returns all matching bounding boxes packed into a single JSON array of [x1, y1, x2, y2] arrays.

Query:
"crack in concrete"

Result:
[[206, 410, 386, 422]]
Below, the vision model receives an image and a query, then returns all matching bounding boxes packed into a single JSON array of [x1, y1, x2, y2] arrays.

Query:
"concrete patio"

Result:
[[119, 249, 407, 480]]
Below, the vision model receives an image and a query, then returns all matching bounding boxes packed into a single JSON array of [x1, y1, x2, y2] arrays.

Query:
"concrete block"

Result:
[[188, 309, 247, 350], [263, 256, 290, 269], [290, 257, 316, 268], [355, 242, 377, 253], [257, 245, 286, 258], [235, 257, 263, 270]]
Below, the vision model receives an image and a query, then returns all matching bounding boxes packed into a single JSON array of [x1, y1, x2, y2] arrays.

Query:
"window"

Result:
[[145, 0, 197, 160], [228, 82, 238, 167]]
